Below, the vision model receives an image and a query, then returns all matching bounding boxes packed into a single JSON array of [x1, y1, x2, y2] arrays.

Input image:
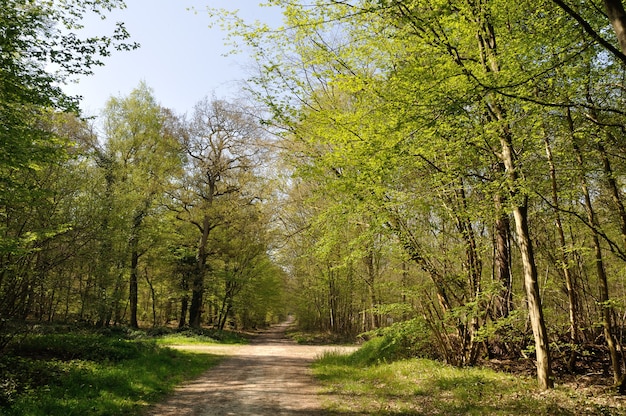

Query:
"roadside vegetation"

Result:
[[155, 328, 250, 346], [313, 326, 626, 415], [0, 326, 226, 416], [287, 329, 356, 346]]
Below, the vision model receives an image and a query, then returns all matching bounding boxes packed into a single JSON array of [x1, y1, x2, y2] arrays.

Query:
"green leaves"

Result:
[[0, 0, 136, 264], [211, 1, 626, 379]]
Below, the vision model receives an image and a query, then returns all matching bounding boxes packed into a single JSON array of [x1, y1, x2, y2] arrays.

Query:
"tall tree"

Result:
[[218, 0, 626, 390], [101, 83, 182, 328], [211, 200, 283, 330], [0, 0, 135, 331], [174, 98, 266, 328], [218, 0, 562, 387]]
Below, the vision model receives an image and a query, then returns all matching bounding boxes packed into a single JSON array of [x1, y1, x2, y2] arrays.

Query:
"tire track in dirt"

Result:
[[143, 321, 358, 415]]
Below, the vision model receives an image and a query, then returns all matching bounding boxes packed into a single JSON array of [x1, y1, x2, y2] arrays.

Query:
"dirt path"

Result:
[[143, 321, 358, 415]]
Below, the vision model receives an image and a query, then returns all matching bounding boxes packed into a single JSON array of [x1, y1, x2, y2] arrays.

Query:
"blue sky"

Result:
[[63, 1, 283, 117]]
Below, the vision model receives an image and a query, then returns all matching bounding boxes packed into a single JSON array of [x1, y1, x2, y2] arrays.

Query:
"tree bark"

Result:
[[144, 268, 157, 327], [364, 250, 379, 330], [129, 211, 144, 329], [598, 141, 626, 250], [497, 111, 553, 389], [452, 184, 482, 365], [512, 201, 554, 389], [179, 294, 189, 328], [129, 249, 139, 329], [493, 193, 513, 319], [604, 0, 626, 55], [473, 0, 553, 386]]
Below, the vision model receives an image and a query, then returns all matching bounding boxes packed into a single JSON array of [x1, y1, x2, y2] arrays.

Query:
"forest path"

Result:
[[143, 319, 358, 416]]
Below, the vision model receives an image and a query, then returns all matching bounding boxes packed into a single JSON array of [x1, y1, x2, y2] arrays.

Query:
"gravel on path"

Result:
[[143, 321, 358, 416]]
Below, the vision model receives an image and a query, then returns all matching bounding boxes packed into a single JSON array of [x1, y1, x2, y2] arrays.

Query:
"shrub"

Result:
[[352, 318, 439, 366]]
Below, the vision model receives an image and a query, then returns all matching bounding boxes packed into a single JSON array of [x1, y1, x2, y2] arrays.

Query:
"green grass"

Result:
[[313, 351, 624, 415], [0, 333, 223, 416], [154, 329, 249, 346], [287, 329, 355, 345], [155, 334, 220, 345]]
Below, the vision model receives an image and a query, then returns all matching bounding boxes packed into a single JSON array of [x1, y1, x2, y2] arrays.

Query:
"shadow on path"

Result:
[[143, 320, 358, 416]]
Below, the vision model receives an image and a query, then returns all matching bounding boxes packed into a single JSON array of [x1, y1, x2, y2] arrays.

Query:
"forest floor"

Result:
[[142, 319, 358, 416]]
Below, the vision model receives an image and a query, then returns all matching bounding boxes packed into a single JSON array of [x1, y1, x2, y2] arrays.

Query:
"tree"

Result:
[[173, 98, 267, 328], [0, 0, 136, 331], [0, 0, 136, 208], [210, 200, 284, 330], [101, 83, 182, 328], [218, 0, 563, 387]]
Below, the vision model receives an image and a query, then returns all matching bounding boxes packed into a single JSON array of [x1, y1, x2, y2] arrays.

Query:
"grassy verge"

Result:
[[286, 329, 355, 345], [313, 349, 624, 415], [154, 328, 248, 346], [0, 332, 223, 416]]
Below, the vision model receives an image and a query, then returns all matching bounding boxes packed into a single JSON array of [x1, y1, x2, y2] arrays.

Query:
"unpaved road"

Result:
[[143, 321, 358, 415]]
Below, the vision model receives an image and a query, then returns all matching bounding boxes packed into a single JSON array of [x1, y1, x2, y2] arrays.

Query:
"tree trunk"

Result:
[[604, 0, 626, 55], [364, 251, 379, 330], [179, 295, 189, 328], [453, 184, 482, 365], [493, 198, 513, 319], [328, 269, 337, 332], [598, 140, 626, 250], [570, 120, 622, 385], [498, 119, 553, 389], [129, 208, 146, 329], [513, 202, 554, 389], [188, 277, 203, 328], [493, 160, 513, 320], [189, 214, 212, 328], [129, 249, 139, 329], [472, 2, 552, 386], [543, 132, 580, 371], [144, 268, 157, 327]]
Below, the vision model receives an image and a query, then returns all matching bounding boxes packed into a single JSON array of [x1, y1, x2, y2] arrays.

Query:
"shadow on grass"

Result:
[[1, 347, 223, 416], [313, 354, 592, 416]]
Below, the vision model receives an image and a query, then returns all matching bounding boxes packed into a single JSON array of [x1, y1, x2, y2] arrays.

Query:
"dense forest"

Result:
[[6, 0, 626, 392], [0, 1, 288, 340]]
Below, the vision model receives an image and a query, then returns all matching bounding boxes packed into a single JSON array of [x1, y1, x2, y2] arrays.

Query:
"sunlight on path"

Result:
[[143, 323, 358, 416]]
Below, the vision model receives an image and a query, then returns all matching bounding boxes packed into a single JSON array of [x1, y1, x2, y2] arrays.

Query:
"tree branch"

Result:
[[551, 0, 626, 66]]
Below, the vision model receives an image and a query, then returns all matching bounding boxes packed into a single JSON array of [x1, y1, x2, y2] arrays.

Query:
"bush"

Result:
[[352, 318, 439, 366]]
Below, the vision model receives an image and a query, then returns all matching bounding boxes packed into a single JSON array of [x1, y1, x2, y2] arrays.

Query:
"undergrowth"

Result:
[[313, 335, 625, 415], [0, 330, 223, 415], [155, 327, 248, 346]]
